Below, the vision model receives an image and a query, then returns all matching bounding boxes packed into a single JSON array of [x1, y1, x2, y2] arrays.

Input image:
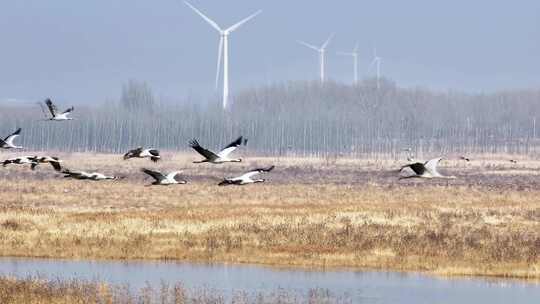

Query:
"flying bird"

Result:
[[62, 169, 120, 181], [399, 157, 456, 179], [218, 165, 275, 186], [509, 159, 518, 164], [41, 98, 74, 121], [123, 147, 160, 162], [459, 156, 471, 162], [2, 156, 37, 168], [141, 168, 186, 186], [31, 156, 63, 171], [0, 128, 23, 149], [189, 136, 246, 164]]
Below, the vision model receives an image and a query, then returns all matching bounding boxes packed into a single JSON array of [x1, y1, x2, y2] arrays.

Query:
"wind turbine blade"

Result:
[[353, 42, 359, 53], [225, 10, 262, 32], [297, 40, 320, 51], [321, 33, 335, 49], [184, 1, 222, 32], [215, 36, 224, 90]]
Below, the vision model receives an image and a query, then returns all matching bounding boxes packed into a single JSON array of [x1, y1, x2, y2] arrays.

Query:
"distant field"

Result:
[[0, 152, 539, 279]]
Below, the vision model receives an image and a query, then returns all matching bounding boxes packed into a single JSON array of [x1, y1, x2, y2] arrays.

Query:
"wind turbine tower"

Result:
[[337, 42, 359, 85], [298, 34, 334, 84], [185, 1, 262, 109], [369, 47, 382, 89]]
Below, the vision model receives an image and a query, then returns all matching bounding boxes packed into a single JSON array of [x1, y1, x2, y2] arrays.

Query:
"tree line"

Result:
[[1, 78, 539, 158]]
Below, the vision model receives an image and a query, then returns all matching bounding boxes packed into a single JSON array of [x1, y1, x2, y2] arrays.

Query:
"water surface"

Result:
[[0, 258, 538, 303]]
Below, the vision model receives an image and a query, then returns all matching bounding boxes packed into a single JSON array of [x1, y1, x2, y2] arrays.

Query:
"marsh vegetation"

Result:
[[0, 154, 538, 279]]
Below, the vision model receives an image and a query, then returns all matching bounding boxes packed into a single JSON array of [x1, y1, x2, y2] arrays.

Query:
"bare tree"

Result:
[[1, 79, 539, 157], [121, 80, 155, 112]]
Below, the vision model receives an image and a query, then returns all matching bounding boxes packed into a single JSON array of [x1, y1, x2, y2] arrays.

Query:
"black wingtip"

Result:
[[218, 180, 232, 186], [189, 139, 200, 148], [233, 136, 243, 146]]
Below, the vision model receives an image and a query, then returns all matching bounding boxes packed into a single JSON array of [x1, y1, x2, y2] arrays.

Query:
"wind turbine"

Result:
[[369, 47, 382, 89], [184, 1, 262, 110], [337, 42, 359, 85], [297, 34, 334, 83]]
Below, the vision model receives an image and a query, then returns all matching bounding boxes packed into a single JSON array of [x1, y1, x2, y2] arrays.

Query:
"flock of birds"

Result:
[[1, 99, 521, 185], [1, 99, 277, 186]]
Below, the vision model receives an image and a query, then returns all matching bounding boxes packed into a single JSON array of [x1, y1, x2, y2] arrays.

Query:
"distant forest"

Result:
[[1, 78, 539, 158]]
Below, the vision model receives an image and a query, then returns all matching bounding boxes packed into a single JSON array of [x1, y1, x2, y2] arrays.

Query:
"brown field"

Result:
[[0, 276, 349, 304], [0, 152, 539, 279]]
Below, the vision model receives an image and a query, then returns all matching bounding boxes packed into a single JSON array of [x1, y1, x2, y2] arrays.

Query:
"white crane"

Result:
[[298, 34, 334, 84], [219, 165, 275, 186], [0, 128, 23, 149], [184, 1, 262, 110], [62, 169, 121, 181], [123, 147, 161, 162], [189, 136, 247, 164], [368, 47, 382, 89], [2, 156, 37, 168], [41, 99, 74, 121], [337, 42, 359, 85], [31, 156, 63, 171], [141, 168, 187, 186], [399, 157, 456, 179]]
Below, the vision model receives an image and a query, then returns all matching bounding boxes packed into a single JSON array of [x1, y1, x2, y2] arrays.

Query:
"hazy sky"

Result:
[[0, 0, 539, 104]]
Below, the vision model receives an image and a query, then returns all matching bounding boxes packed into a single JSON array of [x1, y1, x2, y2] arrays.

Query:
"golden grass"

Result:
[[0, 153, 539, 279], [0, 276, 347, 304]]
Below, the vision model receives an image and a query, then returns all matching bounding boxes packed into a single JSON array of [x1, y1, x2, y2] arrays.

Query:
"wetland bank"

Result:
[[0, 154, 538, 280]]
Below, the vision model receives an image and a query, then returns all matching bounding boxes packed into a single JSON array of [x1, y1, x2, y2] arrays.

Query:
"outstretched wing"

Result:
[[62, 169, 86, 179], [62, 106, 74, 114], [217, 136, 244, 158], [189, 139, 219, 160], [424, 158, 442, 176], [401, 162, 426, 176], [124, 147, 142, 159], [49, 161, 62, 171], [4, 128, 21, 145], [166, 171, 182, 180], [45, 99, 58, 117], [218, 179, 242, 186], [2, 159, 15, 167], [238, 165, 275, 179], [141, 168, 165, 182]]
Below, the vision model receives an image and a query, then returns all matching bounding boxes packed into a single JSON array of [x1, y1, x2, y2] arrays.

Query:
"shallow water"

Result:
[[0, 257, 538, 303]]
